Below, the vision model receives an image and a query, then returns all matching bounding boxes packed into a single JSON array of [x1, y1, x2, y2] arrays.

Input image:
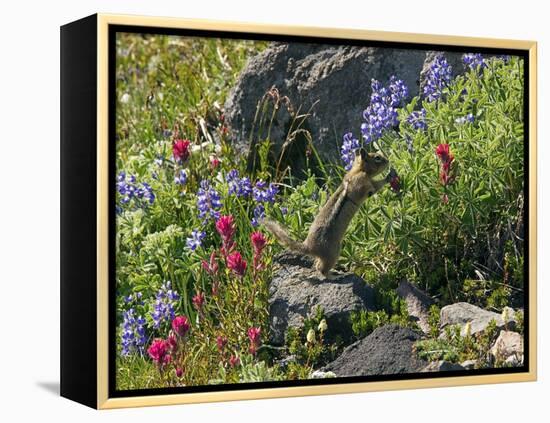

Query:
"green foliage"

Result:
[[283, 308, 340, 379], [415, 318, 502, 368], [514, 310, 524, 335], [211, 355, 284, 384], [344, 57, 525, 304], [350, 309, 390, 339], [427, 304, 441, 338], [462, 278, 512, 312], [415, 337, 461, 363]]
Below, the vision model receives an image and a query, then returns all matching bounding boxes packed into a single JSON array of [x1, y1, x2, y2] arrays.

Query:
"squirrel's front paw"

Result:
[[386, 167, 398, 182]]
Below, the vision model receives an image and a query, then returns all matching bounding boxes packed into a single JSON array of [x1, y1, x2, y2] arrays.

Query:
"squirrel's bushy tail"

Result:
[[263, 218, 312, 256]]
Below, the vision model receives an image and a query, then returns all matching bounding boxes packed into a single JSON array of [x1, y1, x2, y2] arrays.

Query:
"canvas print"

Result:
[[114, 31, 526, 391]]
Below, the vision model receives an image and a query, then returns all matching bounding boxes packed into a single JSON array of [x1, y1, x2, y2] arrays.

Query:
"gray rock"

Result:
[[322, 324, 428, 376], [421, 360, 465, 372], [396, 280, 434, 334], [490, 330, 524, 362], [439, 302, 516, 337], [268, 251, 375, 345], [461, 360, 477, 370], [224, 43, 466, 170]]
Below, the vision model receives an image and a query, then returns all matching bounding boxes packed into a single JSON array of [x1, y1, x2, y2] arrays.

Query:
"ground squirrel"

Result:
[[264, 148, 393, 278]]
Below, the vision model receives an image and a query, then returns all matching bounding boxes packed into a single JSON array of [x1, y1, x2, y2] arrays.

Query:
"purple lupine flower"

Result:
[[120, 308, 147, 356], [226, 169, 252, 198], [341, 132, 361, 170], [359, 76, 409, 146], [138, 182, 155, 204], [237, 177, 253, 197], [117, 172, 155, 207], [251, 204, 265, 227], [388, 76, 409, 107], [253, 180, 278, 204], [151, 281, 180, 329], [124, 292, 143, 305], [197, 180, 222, 220], [264, 183, 278, 203], [406, 108, 427, 130], [463, 53, 487, 71], [226, 169, 239, 181], [186, 229, 206, 251], [423, 54, 452, 102], [253, 180, 266, 202], [174, 169, 187, 185]]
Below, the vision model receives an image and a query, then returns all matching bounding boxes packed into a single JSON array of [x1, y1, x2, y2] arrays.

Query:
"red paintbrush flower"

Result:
[[172, 316, 190, 338], [192, 291, 205, 311], [215, 215, 236, 243], [148, 338, 168, 364], [227, 251, 247, 277], [172, 139, 191, 163], [436, 144, 455, 187], [247, 327, 261, 355], [210, 156, 220, 169], [229, 355, 240, 367], [201, 251, 219, 276], [435, 143, 452, 163], [250, 231, 267, 255]]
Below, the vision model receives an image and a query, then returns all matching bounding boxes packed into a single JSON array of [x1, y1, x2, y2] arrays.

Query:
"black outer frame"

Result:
[[60, 14, 531, 409], [60, 14, 98, 408]]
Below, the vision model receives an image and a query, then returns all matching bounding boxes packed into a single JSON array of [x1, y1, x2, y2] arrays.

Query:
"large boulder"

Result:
[[439, 302, 516, 337], [322, 324, 428, 376], [396, 280, 434, 334], [224, 43, 466, 170], [268, 251, 375, 346]]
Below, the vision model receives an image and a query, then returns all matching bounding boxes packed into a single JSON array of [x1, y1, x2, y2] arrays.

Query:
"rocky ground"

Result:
[[268, 252, 524, 377]]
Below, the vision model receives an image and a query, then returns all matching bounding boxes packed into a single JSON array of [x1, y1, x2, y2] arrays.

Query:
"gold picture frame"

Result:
[[61, 13, 537, 409]]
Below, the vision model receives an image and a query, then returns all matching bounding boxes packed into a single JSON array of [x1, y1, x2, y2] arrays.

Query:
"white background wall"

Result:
[[0, 0, 546, 421]]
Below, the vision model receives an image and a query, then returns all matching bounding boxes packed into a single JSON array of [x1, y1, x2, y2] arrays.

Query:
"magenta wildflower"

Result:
[[248, 327, 261, 355], [250, 231, 267, 255], [172, 316, 190, 338], [172, 139, 191, 163], [229, 355, 240, 368], [192, 291, 205, 311], [215, 215, 236, 244], [148, 339, 169, 365], [201, 251, 219, 276], [227, 251, 247, 277]]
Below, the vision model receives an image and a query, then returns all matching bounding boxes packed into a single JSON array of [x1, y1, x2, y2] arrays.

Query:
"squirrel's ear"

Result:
[[358, 148, 367, 160]]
